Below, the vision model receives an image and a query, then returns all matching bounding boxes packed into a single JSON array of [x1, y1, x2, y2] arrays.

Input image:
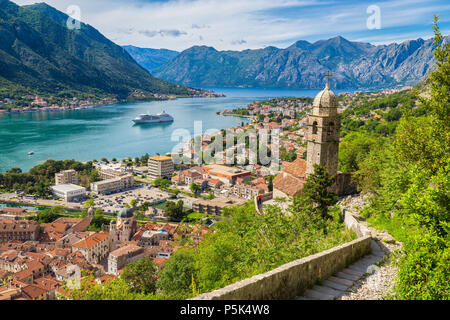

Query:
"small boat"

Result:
[[28, 151, 34, 155]]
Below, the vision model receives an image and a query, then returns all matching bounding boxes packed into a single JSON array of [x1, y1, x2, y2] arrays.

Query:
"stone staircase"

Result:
[[295, 239, 387, 300]]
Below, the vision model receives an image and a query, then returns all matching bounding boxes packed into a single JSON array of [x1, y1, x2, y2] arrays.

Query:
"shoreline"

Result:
[[0, 91, 225, 116]]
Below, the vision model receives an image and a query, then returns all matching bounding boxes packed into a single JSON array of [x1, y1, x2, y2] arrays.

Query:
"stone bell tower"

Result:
[[306, 71, 341, 177]]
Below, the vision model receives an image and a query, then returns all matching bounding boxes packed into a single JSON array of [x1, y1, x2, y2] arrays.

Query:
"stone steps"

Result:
[[304, 288, 335, 300], [295, 239, 388, 300], [336, 271, 360, 281], [312, 284, 344, 297], [322, 279, 349, 291]]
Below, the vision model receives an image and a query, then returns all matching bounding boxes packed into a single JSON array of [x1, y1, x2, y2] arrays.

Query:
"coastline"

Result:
[[0, 92, 225, 116]]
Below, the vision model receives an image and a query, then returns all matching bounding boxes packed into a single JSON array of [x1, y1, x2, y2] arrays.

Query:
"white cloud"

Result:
[[11, 0, 450, 51]]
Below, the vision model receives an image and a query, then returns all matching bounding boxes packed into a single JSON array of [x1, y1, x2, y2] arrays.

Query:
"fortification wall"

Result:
[[192, 234, 371, 300]]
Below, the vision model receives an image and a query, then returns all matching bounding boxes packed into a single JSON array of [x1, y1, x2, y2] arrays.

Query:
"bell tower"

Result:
[[306, 71, 341, 177]]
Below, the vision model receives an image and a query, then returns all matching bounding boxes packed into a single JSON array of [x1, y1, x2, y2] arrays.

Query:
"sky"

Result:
[[11, 0, 450, 51]]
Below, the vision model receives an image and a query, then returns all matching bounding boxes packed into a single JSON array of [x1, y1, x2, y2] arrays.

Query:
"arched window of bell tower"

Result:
[[328, 122, 334, 135], [312, 121, 318, 134]]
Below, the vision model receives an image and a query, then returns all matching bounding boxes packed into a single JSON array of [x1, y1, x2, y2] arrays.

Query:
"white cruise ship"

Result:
[[132, 111, 174, 124]]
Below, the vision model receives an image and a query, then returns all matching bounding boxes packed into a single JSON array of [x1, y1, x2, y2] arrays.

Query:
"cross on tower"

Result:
[[325, 71, 332, 88]]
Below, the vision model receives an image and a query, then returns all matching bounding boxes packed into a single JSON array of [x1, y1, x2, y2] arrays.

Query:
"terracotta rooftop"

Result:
[[273, 172, 305, 197], [283, 158, 307, 179], [72, 232, 110, 249]]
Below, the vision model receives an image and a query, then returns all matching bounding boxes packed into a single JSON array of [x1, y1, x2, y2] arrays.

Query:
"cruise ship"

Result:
[[132, 111, 174, 124]]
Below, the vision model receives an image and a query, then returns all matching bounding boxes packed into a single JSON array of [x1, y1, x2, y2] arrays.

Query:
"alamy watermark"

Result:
[[367, 5, 381, 30], [66, 5, 81, 30], [170, 121, 281, 167]]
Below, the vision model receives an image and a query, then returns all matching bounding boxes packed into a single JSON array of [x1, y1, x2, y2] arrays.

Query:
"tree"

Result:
[[33, 207, 63, 223], [83, 198, 95, 209], [87, 210, 109, 231], [164, 200, 185, 221], [190, 182, 200, 196], [154, 178, 171, 189], [158, 250, 197, 297], [338, 131, 384, 173], [121, 258, 158, 294], [395, 15, 449, 174], [302, 164, 337, 220]]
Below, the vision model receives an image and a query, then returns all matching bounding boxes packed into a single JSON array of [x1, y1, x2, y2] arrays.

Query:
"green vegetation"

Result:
[[61, 270, 164, 300], [66, 163, 354, 300], [31, 206, 64, 223], [0, 0, 198, 109], [164, 200, 187, 222], [153, 178, 171, 190], [121, 258, 159, 295], [337, 17, 449, 300], [302, 164, 338, 221], [0, 160, 97, 197], [85, 209, 110, 232], [157, 250, 197, 298]]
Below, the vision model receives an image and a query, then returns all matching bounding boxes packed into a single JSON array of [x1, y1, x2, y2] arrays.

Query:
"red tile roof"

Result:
[[72, 232, 110, 249]]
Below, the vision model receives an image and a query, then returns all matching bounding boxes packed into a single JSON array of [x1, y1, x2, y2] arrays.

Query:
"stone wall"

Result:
[[192, 235, 371, 300], [336, 172, 358, 196], [343, 209, 372, 238]]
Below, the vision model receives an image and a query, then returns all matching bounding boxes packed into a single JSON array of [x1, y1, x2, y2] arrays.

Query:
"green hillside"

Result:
[[0, 0, 196, 102]]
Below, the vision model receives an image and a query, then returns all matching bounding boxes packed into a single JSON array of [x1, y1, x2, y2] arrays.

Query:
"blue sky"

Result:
[[13, 0, 450, 51]]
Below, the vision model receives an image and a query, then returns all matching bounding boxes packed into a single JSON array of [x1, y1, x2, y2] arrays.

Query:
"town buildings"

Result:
[[148, 155, 174, 180], [0, 220, 40, 243], [192, 198, 241, 215], [50, 184, 86, 202], [90, 174, 134, 195], [109, 208, 138, 250], [55, 169, 78, 185], [203, 164, 252, 185], [71, 232, 111, 264], [107, 244, 144, 276], [0, 208, 28, 221]]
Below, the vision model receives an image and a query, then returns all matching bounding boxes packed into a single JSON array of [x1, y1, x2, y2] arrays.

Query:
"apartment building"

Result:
[[90, 174, 134, 195], [55, 170, 78, 185], [148, 155, 174, 180], [232, 183, 267, 200], [192, 198, 238, 215], [0, 220, 40, 243]]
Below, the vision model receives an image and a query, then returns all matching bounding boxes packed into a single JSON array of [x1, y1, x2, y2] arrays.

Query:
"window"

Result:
[[312, 121, 318, 134], [328, 122, 334, 135]]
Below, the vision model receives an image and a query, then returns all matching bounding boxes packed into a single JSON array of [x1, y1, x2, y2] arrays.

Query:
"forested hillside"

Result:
[[0, 0, 195, 101], [337, 16, 449, 299]]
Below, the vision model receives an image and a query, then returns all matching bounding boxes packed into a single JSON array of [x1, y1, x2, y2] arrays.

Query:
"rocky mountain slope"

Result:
[[150, 35, 447, 89], [122, 45, 179, 72]]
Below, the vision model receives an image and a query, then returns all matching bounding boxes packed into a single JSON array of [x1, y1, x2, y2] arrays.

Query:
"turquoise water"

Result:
[[0, 87, 351, 173], [0, 202, 45, 211]]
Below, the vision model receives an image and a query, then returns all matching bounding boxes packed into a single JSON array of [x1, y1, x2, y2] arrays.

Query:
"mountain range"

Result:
[[0, 0, 194, 99], [126, 35, 448, 89], [122, 45, 179, 72]]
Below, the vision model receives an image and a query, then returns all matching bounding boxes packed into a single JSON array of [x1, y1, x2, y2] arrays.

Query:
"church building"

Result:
[[109, 208, 138, 250], [273, 73, 355, 198]]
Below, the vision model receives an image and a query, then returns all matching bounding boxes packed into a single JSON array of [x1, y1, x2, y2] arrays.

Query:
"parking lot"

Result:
[[90, 184, 171, 214]]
